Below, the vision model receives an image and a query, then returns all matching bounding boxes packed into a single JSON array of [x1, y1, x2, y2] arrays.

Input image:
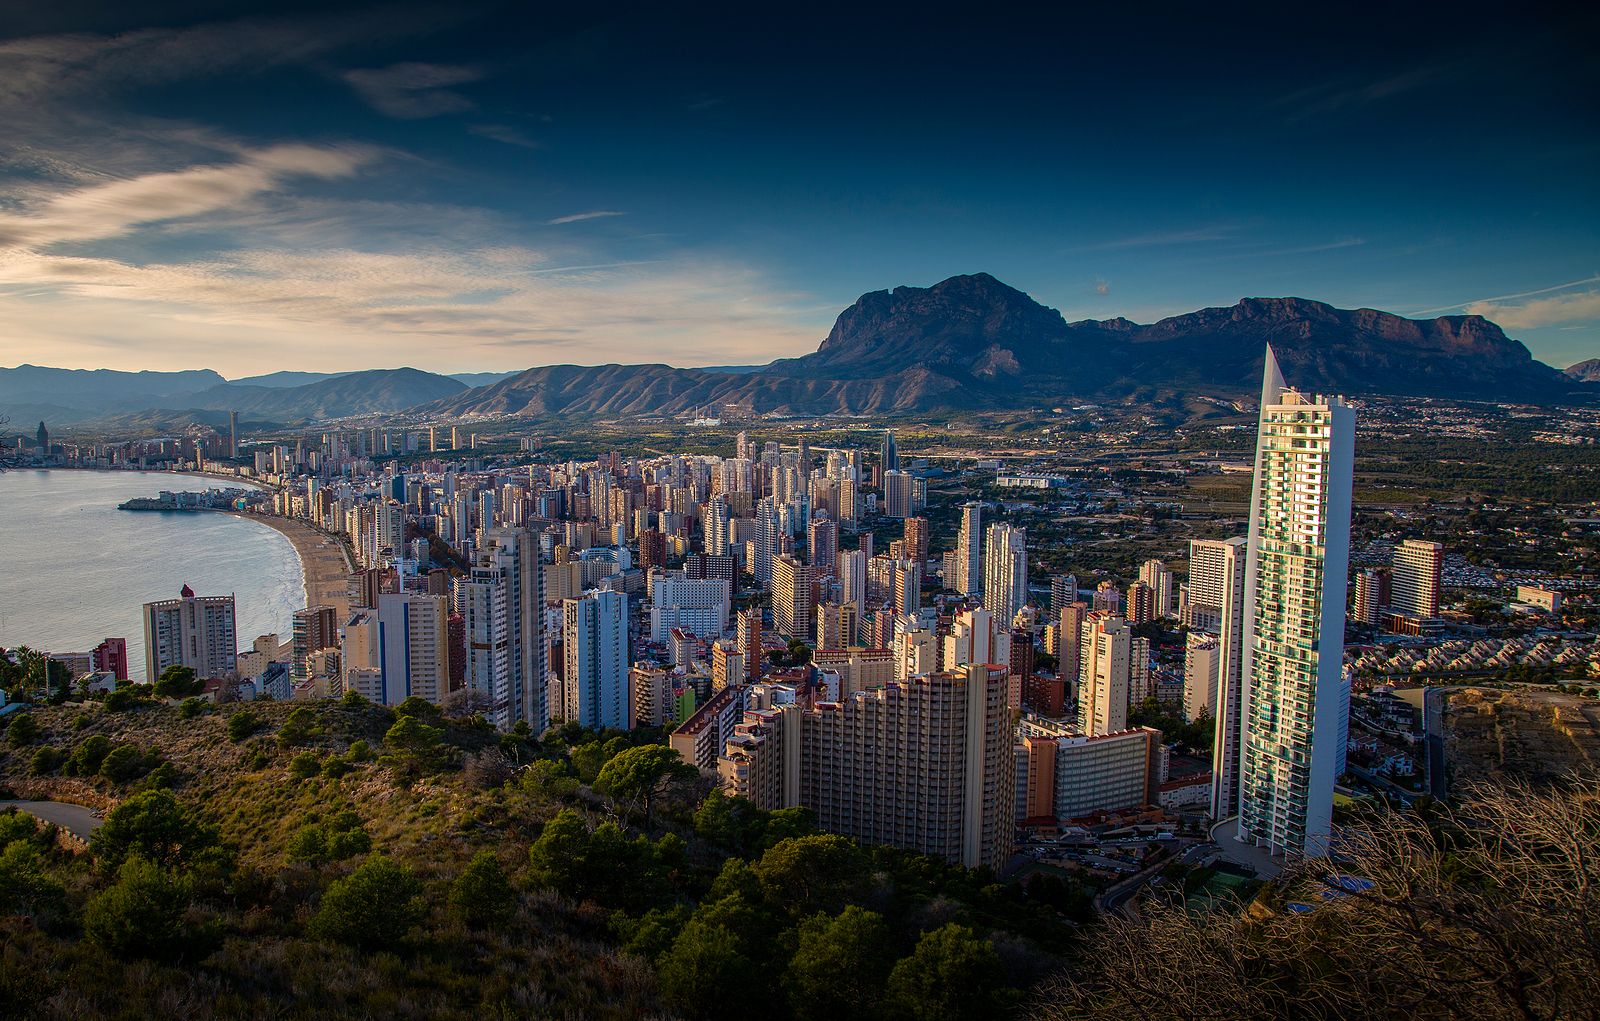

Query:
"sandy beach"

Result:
[[226, 511, 354, 619]]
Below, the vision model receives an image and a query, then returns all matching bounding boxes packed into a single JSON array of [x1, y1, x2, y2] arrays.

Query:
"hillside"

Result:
[[0, 694, 1085, 1020], [182, 368, 467, 421]]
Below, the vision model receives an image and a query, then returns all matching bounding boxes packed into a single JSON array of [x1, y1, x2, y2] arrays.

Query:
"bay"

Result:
[[0, 469, 303, 681]]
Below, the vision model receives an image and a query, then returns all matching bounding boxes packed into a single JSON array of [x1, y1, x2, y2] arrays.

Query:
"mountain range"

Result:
[[422, 274, 1590, 418], [4, 273, 1593, 428]]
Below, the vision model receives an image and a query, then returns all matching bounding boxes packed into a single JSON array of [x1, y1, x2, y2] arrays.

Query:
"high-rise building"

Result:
[[808, 513, 839, 573], [1352, 567, 1390, 626], [1184, 632, 1220, 723], [1187, 536, 1250, 820], [711, 641, 746, 691], [638, 528, 667, 573], [954, 502, 983, 595], [228, 410, 239, 459], [982, 522, 1028, 624], [649, 572, 730, 642], [630, 663, 672, 729], [839, 548, 867, 613], [1125, 580, 1155, 625], [375, 592, 451, 704], [902, 516, 929, 567], [1077, 614, 1148, 736], [771, 554, 813, 639], [737, 608, 762, 681], [1017, 717, 1161, 823], [563, 589, 629, 730], [142, 585, 237, 682], [753, 498, 781, 585], [1056, 602, 1087, 690], [718, 665, 1014, 869], [891, 559, 921, 615], [703, 496, 732, 557], [1230, 346, 1355, 858], [91, 638, 129, 681], [1050, 573, 1079, 614], [814, 602, 858, 650], [883, 470, 914, 519], [1391, 539, 1443, 620], [456, 529, 545, 730], [1138, 559, 1174, 617], [879, 429, 899, 474], [290, 606, 338, 685], [942, 608, 1002, 673]]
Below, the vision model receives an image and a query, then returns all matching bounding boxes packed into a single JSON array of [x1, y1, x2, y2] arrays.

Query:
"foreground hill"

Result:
[[1, 691, 1590, 1021], [0, 695, 1084, 1020], [426, 274, 1585, 418]]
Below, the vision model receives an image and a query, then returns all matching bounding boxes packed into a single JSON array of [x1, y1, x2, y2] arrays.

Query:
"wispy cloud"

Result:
[[546, 210, 626, 225], [1411, 275, 1600, 317], [1068, 225, 1238, 252], [0, 144, 374, 248], [1465, 290, 1600, 330], [342, 62, 482, 119], [468, 123, 541, 149], [1272, 61, 1464, 123], [0, 244, 820, 372], [0, 10, 447, 109], [0, 150, 817, 373]]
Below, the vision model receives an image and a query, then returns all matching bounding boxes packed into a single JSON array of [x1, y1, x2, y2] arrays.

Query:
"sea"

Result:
[[0, 469, 303, 682]]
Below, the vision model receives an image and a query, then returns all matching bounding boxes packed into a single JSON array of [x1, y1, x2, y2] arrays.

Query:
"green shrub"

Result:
[[63, 734, 114, 776], [278, 707, 320, 747], [307, 856, 423, 948], [99, 744, 148, 783], [448, 850, 515, 927], [287, 811, 370, 864], [90, 789, 221, 871], [178, 698, 207, 720], [0, 838, 66, 918], [152, 666, 202, 699], [28, 745, 62, 776], [83, 856, 197, 960], [227, 710, 262, 742], [287, 752, 321, 782], [5, 712, 38, 747]]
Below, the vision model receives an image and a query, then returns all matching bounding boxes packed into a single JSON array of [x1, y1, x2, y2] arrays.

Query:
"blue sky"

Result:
[[0, 1, 1595, 376]]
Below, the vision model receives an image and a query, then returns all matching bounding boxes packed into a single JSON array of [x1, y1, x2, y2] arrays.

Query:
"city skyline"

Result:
[[0, 4, 1597, 376]]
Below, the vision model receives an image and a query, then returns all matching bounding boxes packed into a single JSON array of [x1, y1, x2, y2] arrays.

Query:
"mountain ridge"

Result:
[[426, 275, 1587, 418], [7, 276, 1593, 427]]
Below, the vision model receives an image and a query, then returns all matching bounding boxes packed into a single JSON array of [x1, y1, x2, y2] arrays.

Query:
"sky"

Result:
[[0, 1, 1596, 377]]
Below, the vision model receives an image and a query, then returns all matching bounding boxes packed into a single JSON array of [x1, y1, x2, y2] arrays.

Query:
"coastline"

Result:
[[222, 511, 353, 619]]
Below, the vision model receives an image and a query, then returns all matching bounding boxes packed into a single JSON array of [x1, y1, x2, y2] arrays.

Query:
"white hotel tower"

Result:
[[1224, 346, 1355, 858]]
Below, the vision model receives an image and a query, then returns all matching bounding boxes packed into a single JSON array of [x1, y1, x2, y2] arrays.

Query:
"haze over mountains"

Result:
[[4, 274, 1593, 428]]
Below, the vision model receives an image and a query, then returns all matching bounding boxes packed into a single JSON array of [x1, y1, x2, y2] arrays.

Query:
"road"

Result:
[[1, 800, 104, 842]]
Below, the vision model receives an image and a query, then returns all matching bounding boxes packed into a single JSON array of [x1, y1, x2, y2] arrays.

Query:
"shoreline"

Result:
[[221, 511, 353, 619]]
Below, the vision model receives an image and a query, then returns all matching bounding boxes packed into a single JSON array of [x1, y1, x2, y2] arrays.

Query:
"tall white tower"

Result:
[[1233, 346, 1355, 857], [982, 522, 1027, 625]]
